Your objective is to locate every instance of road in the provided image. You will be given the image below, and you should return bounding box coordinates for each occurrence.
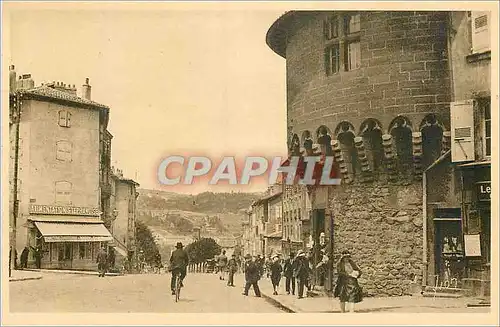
[10,272,283,313]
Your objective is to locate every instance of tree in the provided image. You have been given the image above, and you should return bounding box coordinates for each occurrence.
[135,220,161,265]
[185,238,221,264]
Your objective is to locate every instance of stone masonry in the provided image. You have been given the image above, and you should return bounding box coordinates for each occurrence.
[330,181,423,296]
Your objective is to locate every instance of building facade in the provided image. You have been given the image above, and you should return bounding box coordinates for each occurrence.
[109,169,140,270]
[422,11,492,296]
[9,70,113,270]
[266,11,454,296]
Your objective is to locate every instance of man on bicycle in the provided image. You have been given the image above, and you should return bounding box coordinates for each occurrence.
[170,242,189,295]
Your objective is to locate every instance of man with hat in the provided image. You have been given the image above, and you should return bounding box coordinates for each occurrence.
[169,242,189,295]
[283,252,296,295]
[242,254,261,297]
[293,250,310,299]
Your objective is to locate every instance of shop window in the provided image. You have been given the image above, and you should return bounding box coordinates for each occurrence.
[390,116,413,176]
[360,119,384,172]
[420,114,444,168]
[55,181,72,204]
[58,110,71,127]
[51,243,58,261]
[56,140,72,162]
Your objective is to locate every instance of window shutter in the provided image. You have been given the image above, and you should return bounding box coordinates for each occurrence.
[67,112,72,127]
[471,11,490,54]
[450,100,475,162]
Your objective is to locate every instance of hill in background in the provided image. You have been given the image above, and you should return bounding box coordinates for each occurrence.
[136,189,263,253]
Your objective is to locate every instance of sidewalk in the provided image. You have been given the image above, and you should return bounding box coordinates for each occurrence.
[9,269,43,282]
[22,268,121,276]
[257,277,488,313]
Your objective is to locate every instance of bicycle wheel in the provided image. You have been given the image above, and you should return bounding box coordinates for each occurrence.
[175,276,181,302]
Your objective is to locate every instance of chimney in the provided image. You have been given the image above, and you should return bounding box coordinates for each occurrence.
[24,74,35,89]
[17,76,23,90]
[9,65,16,93]
[82,77,91,100]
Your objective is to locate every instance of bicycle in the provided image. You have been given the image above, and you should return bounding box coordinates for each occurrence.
[174,272,182,302]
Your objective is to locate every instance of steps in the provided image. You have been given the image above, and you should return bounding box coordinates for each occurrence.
[421,285,467,298]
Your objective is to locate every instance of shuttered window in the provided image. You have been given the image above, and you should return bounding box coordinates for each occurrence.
[471,11,491,54]
[58,110,71,127]
[55,181,72,204]
[450,100,475,162]
[56,140,72,162]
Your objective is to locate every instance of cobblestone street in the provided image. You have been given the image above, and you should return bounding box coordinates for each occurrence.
[9,272,282,313]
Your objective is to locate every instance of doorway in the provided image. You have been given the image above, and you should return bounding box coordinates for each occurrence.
[433,219,465,288]
[57,243,73,269]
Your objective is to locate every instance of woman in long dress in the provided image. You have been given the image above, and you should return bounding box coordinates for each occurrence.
[334,250,363,313]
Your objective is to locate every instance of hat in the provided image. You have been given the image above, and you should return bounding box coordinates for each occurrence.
[272,254,279,259]
[244,254,252,259]
[176,242,184,249]
[341,250,351,256]
[297,250,305,257]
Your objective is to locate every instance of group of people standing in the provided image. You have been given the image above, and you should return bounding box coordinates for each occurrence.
[240,249,364,313]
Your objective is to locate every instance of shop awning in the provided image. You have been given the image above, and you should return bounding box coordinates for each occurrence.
[34,221,113,243]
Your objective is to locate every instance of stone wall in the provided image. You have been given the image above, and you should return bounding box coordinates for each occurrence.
[329,181,423,296]
[283,11,451,137]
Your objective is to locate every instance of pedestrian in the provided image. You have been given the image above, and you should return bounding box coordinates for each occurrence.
[283,252,296,295]
[265,255,272,278]
[294,250,310,299]
[227,254,238,287]
[108,248,116,271]
[96,245,108,277]
[20,246,29,269]
[242,254,261,297]
[30,245,42,269]
[316,249,329,287]
[255,254,264,278]
[333,250,363,313]
[270,255,282,295]
[217,250,228,281]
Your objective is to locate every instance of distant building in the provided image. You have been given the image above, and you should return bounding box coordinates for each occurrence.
[109,168,140,269]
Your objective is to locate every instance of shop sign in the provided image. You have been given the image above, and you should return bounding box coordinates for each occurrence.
[476,181,491,201]
[29,204,101,216]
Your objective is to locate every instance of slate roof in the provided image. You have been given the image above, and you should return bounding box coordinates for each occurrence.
[18,85,109,110]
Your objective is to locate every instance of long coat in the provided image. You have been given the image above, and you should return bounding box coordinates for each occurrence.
[334,256,363,303]
[244,261,260,283]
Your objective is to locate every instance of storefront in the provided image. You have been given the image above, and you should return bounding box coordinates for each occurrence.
[459,162,491,296]
[26,205,113,271]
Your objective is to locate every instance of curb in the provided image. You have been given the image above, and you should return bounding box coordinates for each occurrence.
[9,276,43,282]
[261,291,301,313]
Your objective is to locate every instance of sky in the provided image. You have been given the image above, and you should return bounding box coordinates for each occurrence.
[7,6,288,194]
